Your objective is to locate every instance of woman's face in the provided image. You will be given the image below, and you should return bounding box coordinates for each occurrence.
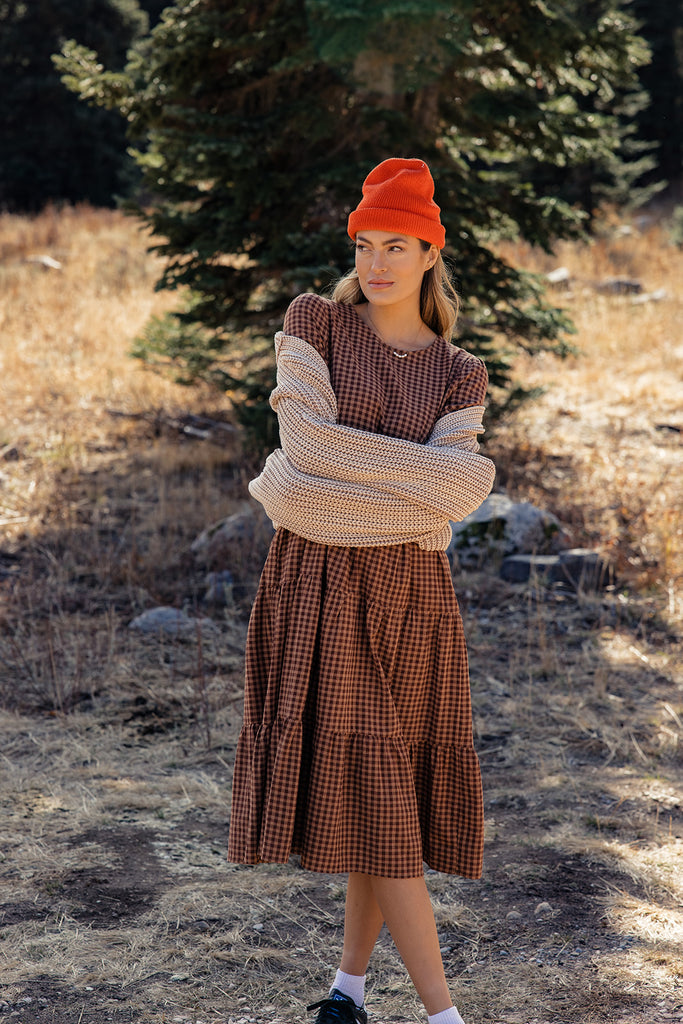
[354,230,437,309]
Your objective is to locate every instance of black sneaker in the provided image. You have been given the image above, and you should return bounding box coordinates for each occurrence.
[307,988,367,1024]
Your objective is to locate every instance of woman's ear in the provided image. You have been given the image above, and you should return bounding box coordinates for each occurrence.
[426,245,438,269]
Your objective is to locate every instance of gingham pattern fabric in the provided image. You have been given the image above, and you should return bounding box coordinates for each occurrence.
[249,333,495,549]
[228,293,490,879]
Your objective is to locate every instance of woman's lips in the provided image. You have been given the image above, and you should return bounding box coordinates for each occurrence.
[367,280,393,289]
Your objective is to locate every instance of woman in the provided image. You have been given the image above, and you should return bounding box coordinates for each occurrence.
[228,158,495,1024]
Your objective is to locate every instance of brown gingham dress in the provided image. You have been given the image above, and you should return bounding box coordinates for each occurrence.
[228,293,487,879]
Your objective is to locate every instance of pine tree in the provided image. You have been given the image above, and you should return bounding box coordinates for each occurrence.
[57,0,650,433]
[136,0,167,24]
[631,0,683,189]
[0,0,147,211]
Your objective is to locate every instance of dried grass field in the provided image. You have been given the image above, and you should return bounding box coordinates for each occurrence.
[0,207,681,1024]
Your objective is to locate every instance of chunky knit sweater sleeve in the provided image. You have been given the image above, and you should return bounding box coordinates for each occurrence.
[249,333,496,549]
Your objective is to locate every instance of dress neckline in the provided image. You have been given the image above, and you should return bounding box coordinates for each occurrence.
[347,303,441,358]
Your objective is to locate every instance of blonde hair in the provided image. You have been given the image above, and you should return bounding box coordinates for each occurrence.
[330,243,460,341]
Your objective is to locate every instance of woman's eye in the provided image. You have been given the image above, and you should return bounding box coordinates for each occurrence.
[355,244,404,254]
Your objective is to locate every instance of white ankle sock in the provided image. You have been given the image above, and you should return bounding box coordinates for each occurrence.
[331,969,366,1008]
[427,1008,465,1024]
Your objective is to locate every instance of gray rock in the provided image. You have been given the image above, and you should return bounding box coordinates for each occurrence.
[595,277,642,295]
[500,549,614,591]
[191,501,274,576]
[555,548,615,590]
[204,570,234,606]
[449,493,566,566]
[505,501,565,553]
[129,606,219,640]
[499,554,560,584]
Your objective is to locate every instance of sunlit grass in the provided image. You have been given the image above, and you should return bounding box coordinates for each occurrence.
[492,212,683,618]
[0,204,681,1023]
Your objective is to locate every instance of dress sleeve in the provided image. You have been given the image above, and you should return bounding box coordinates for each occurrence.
[282,293,332,363]
[439,350,489,415]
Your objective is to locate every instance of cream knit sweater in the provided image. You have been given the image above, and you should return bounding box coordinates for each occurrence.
[249,332,496,550]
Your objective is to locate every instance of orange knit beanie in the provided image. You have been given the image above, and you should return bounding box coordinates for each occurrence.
[347,157,446,249]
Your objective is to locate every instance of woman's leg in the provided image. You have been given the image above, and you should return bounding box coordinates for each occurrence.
[340,872,385,975]
[368,874,452,1016]
[338,872,452,1014]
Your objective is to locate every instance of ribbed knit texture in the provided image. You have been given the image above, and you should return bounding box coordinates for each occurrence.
[249,333,495,549]
[347,157,446,248]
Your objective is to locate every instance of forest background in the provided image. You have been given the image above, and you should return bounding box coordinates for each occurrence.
[0,3,682,1024]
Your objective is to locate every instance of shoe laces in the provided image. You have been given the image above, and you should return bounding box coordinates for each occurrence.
[307,990,366,1024]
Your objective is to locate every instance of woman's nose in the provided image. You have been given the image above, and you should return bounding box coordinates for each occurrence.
[371,251,386,272]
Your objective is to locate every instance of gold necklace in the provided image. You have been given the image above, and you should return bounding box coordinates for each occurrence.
[367,308,427,358]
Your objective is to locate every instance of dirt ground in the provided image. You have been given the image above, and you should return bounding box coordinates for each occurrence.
[1,208,682,1023]
[1,573,681,1024]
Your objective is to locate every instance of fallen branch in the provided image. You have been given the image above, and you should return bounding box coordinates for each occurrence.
[106,408,236,442]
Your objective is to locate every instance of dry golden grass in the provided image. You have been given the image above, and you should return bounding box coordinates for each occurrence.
[0,205,681,1024]
[0,204,243,549]
[492,215,683,604]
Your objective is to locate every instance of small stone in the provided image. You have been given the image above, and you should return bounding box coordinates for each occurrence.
[596,276,642,295]
[26,253,62,270]
[546,266,571,288]
[534,901,553,918]
[505,910,524,928]
[632,287,667,305]
[128,606,219,640]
